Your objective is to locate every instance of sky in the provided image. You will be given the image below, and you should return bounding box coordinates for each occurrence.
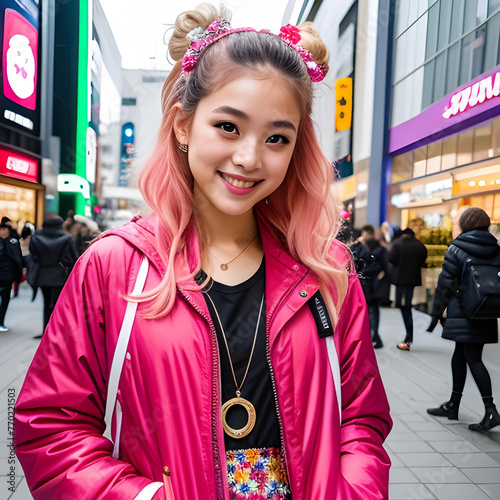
[99,0,300,71]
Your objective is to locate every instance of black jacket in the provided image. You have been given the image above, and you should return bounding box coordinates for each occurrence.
[29,225,78,287]
[389,235,428,287]
[431,229,499,344]
[0,236,23,282]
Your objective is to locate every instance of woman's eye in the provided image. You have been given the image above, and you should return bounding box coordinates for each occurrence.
[215,122,238,134]
[266,135,289,144]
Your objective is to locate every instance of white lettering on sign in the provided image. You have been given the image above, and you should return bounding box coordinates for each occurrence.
[442,72,500,119]
[6,156,30,174]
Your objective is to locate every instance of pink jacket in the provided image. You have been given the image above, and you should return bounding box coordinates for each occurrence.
[15,213,391,500]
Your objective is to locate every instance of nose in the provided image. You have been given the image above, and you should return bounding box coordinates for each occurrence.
[232,140,263,171]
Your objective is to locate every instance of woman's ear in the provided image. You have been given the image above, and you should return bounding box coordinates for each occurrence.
[172,103,190,146]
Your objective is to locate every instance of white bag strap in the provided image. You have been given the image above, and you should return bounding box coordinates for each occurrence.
[104,256,149,443]
[326,336,342,420]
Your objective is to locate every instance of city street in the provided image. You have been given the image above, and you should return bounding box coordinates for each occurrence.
[1,284,500,499]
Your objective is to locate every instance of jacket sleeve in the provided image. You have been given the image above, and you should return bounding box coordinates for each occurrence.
[14,241,162,499]
[431,246,461,318]
[335,270,392,499]
[388,242,399,266]
[5,238,23,281]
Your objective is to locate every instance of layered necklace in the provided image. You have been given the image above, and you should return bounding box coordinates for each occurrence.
[205,292,265,439]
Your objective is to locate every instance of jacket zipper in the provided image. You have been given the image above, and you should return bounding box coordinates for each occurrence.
[179,290,225,500]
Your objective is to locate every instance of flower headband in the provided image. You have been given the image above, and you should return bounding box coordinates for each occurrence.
[181,20,325,83]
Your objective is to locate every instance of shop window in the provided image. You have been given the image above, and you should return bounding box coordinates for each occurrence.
[441,135,458,170]
[427,141,442,174]
[438,0,453,50]
[459,27,486,85]
[445,41,461,94]
[422,59,435,109]
[433,51,447,101]
[391,151,414,183]
[484,13,500,71]
[491,116,500,157]
[489,0,500,15]
[473,123,493,161]
[425,2,440,60]
[414,145,428,177]
[450,0,466,43]
[457,128,474,165]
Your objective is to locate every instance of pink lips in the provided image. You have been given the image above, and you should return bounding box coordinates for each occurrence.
[218,172,260,195]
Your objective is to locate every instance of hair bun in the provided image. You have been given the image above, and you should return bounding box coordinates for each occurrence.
[297,22,329,76]
[168,3,232,62]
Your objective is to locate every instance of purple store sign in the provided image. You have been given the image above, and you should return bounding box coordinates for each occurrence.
[389,63,500,155]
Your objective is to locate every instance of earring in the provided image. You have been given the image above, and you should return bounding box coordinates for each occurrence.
[178,143,188,153]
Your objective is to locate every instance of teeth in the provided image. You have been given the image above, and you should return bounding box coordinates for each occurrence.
[221,173,255,188]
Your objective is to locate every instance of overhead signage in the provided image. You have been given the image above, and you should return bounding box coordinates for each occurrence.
[0,0,40,135]
[442,71,500,119]
[0,146,38,182]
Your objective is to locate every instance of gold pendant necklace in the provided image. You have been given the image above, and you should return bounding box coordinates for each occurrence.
[214,234,258,271]
[205,292,264,439]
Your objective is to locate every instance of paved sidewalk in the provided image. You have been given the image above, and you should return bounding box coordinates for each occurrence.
[1,286,500,499]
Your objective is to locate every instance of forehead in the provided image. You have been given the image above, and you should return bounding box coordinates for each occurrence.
[195,76,302,125]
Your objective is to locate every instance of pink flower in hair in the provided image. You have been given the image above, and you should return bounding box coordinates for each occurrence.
[279,24,301,45]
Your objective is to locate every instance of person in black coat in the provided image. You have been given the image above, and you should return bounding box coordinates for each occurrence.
[389,227,428,350]
[426,207,500,432]
[0,222,23,331]
[29,216,79,337]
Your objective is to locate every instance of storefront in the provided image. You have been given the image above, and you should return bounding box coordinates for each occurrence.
[0,145,44,229]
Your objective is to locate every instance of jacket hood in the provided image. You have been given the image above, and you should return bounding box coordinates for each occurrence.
[453,229,500,259]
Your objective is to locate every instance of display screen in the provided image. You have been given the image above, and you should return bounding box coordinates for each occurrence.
[0,0,40,135]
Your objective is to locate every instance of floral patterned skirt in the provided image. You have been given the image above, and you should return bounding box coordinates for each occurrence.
[226,447,291,499]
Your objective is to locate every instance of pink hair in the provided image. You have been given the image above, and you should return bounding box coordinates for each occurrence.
[137,57,348,322]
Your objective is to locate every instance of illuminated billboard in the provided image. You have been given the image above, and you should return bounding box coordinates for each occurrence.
[0,0,40,135]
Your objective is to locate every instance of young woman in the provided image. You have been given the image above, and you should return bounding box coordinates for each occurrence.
[15,5,391,499]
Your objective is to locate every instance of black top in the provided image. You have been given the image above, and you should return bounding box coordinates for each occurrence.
[200,259,282,451]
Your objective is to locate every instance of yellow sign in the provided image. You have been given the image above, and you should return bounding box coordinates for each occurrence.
[335,78,353,131]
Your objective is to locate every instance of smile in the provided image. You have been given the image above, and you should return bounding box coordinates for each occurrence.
[219,172,259,188]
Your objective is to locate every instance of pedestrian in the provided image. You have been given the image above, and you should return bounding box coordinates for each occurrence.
[427,207,500,431]
[28,215,78,337]
[389,227,428,350]
[0,221,23,331]
[15,5,391,499]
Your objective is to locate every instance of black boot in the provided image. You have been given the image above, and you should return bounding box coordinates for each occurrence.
[427,401,459,420]
[469,405,500,432]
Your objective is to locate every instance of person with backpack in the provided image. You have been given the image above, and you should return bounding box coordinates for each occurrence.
[389,227,428,350]
[426,207,500,431]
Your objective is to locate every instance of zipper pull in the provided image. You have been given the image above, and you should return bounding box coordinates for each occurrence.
[163,466,175,500]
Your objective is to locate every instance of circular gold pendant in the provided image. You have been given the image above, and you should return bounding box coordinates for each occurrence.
[220,263,228,271]
[221,397,256,439]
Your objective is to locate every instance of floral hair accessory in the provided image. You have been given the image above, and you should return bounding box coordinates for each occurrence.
[278,24,325,83]
[181,19,326,83]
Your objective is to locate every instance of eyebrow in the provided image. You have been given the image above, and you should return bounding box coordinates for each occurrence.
[213,106,297,132]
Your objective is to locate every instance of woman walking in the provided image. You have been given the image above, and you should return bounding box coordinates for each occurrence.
[427,207,500,431]
[15,5,391,499]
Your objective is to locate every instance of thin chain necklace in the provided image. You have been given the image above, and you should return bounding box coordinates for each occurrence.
[210,234,258,271]
[205,291,264,439]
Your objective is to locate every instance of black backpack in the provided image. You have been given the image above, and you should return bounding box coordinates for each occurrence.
[351,242,383,280]
[459,254,500,319]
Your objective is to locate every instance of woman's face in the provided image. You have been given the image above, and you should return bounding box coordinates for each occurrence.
[180,76,301,218]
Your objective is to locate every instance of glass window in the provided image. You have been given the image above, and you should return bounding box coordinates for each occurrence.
[433,51,447,101]
[460,27,486,85]
[450,0,466,43]
[394,32,408,83]
[438,0,453,50]
[396,0,410,37]
[477,0,489,23]
[391,151,414,183]
[442,135,458,170]
[408,0,420,27]
[484,13,500,71]
[491,116,500,157]
[457,128,474,165]
[392,78,407,127]
[414,145,427,177]
[422,59,436,109]
[464,0,480,33]
[446,41,461,93]
[489,0,500,15]
[415,14,428,68]
[427,141,442,173]
[473,123,493,161]
[418,0,429,16]
[426,2,440,60]
[406,22,418,76]
[412,67,425,118]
